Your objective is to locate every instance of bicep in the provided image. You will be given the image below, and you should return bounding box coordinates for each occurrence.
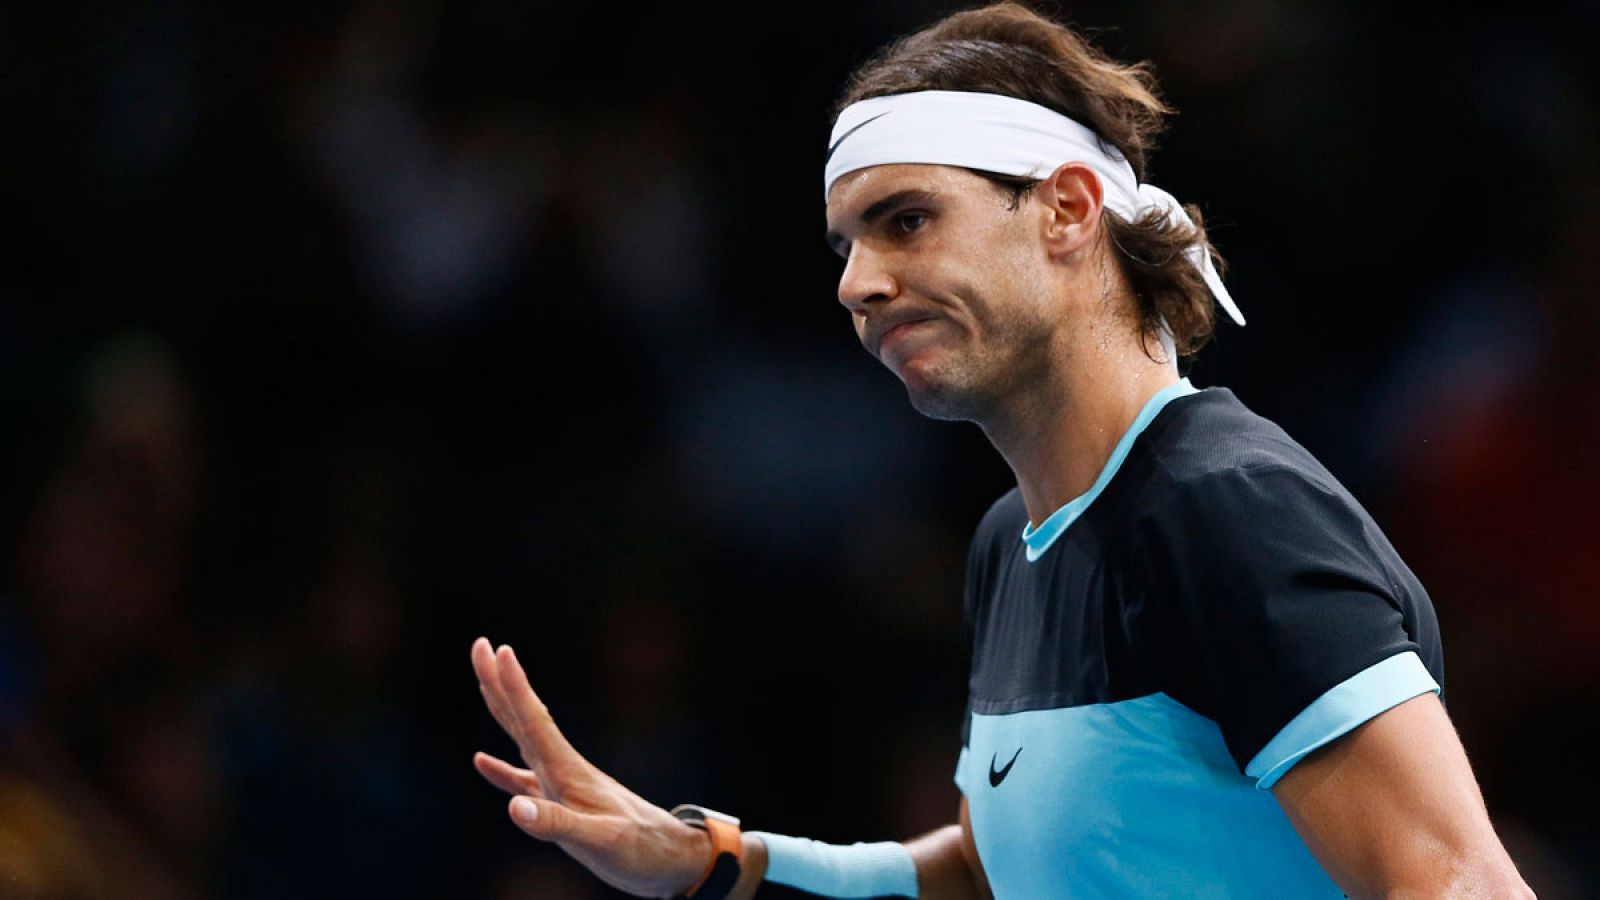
[1270,692,1529,899]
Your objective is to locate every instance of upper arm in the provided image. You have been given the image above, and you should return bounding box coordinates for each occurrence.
[1136,465,1530,894]
[958,797,992,900]
[900,799,991,900]
[1132,461,1446,762]
[1271,692,1532,899]
[1136,465,1444,772]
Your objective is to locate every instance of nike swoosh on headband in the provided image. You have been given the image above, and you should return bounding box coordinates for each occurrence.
[826,111,890,164]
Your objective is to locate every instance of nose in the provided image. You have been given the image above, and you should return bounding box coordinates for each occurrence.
[837,243,898,314]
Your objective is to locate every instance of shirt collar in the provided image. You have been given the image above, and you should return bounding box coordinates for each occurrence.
[1020,378,1199,562]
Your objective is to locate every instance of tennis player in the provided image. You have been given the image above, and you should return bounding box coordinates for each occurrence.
[470,4,1533,897]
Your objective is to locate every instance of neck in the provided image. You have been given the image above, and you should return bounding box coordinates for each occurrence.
[979,324,1179,529]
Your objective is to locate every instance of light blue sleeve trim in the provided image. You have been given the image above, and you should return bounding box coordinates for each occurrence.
[1246,651,1441,790]
[1020,378,1199,562]
[748,832,919,898]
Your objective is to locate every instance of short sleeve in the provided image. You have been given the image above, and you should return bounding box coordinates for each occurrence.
[1133,465,1439,785]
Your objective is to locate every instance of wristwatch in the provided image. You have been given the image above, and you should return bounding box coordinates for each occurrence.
[670,804,742,900]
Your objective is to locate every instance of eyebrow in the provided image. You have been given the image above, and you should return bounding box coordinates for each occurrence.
[824,188,939,257]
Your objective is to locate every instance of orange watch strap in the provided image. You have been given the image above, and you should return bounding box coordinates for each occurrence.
[686,815,742,897]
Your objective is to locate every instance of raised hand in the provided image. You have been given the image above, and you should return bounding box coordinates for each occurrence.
[470,637,710,898]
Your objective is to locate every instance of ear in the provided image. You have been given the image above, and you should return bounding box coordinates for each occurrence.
[1038,162,1105,259]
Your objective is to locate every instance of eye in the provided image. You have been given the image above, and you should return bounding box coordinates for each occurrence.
[894,212,928,234]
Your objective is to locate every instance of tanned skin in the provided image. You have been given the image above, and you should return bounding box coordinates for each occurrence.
[469,161,1533,899]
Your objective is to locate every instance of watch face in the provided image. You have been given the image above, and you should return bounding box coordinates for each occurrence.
[700,808,741,828]
[670,804,741,829]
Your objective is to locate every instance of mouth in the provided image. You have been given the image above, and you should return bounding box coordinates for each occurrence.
[874,317,936,356]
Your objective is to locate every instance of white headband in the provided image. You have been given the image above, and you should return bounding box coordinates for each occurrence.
[824,90,1245,327]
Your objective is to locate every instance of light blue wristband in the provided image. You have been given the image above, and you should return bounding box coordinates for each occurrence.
[747,832,919,898]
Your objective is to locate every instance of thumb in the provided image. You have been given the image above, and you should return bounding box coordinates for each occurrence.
[508,795,609,846]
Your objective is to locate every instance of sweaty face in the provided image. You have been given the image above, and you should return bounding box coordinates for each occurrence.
[824,164,1060,422]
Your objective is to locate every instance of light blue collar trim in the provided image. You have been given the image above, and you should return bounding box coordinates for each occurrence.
[1020,378,1199,562]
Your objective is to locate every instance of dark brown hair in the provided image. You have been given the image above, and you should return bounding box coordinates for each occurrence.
[834,2,1222,359]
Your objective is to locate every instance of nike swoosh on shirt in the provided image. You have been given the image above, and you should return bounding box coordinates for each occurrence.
[826,112,890,164]
[989,747,1022,787]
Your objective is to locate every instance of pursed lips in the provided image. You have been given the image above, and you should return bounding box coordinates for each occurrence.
[869,315,937,356]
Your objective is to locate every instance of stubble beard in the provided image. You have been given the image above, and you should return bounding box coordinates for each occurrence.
[903,360,990,422]
[900,313,1056,425]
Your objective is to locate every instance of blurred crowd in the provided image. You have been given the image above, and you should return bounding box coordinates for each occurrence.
[1,0,1595,897]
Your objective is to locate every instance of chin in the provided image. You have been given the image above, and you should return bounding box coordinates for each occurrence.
[899,364,985,422]
[906,388,974,422]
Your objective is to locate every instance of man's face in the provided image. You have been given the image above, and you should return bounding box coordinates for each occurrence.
[824,164,1062,422]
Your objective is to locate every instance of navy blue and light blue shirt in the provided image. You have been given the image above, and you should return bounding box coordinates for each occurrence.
[954,379,1443,898]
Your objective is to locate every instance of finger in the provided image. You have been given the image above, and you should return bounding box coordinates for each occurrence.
[471,637,505,704]
[507,795,617,849]
[473,639,522,738]
[495,645,587,775]
[479,682,517,737]
[474,751,545,798]
[475,751,543,796]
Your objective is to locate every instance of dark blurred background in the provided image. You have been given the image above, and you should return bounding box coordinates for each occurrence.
[1,0,1595,896]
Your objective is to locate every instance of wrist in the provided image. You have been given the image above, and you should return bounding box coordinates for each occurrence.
[667,820,716,898]
[669,805,744,900]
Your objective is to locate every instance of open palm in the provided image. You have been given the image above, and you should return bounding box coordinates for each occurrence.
[470,637,708,898]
